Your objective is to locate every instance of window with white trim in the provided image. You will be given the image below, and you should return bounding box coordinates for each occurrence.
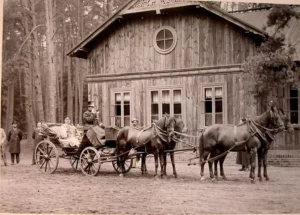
[283,86,300,124]
[111,91,131,127]
[149,88,183,123]
[200,84,227,127]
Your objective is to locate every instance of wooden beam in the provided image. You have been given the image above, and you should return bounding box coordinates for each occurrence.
[86,64,243,83]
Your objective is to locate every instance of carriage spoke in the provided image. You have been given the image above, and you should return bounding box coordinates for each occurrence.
[46,144,49,154]
[38,147,46,155]
[40,158,46,169]
[48,161,52,172]
[45,161,48,172]
[47,146,53,155]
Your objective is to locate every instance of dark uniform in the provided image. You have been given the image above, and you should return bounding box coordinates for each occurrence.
[7,128,23,164]
[83,110,99,127]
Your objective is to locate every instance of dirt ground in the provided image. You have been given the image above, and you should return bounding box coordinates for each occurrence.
[1,141,300,214]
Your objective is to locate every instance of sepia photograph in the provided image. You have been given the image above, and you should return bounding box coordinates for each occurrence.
[0,0,300,214]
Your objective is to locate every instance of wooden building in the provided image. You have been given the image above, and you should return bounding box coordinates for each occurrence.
[67,0,299,155]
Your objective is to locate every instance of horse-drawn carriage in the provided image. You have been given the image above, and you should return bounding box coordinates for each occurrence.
[35,105,292,182]
[34,124,133,176]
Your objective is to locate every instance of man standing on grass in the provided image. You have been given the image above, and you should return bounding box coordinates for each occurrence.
[7,120,23,165]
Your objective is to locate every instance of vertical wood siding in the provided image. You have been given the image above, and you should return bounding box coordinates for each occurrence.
[88,10,258,75]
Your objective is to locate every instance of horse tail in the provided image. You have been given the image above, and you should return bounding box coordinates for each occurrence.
[116,127,129,166]
[198,129,205,163]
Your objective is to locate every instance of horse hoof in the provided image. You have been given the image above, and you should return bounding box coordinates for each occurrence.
[211,178,216,182]
[222,177,227,181]
[259,177,263,182]
[174,174,178,178]
[119,173,123,177]
[265,177,270,181]
[200,176,205,181]
[251,179,255,184]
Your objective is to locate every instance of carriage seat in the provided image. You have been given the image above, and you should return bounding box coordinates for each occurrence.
[40,123,83,148]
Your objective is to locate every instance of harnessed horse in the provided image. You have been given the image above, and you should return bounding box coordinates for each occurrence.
[115,115,176,177]
[199,106,285,183]
[211,109,294,181]
[139,118,185,178]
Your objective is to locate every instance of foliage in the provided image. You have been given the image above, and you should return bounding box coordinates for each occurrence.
[243,5,300,99]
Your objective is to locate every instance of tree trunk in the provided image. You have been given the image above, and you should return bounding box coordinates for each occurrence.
[31,0,45,122]
[20,0,35,142]
[45,0,57,122]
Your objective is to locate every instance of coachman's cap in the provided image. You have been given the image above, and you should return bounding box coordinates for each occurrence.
[88,101,95,107]
[12,120,17,125]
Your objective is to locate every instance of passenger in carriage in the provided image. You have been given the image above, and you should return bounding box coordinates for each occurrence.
[59,116,81,147]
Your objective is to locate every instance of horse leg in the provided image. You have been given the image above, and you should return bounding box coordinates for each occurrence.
[263,149,270,181]
[219,154,227,180]
[116,139,127,177]
[257,148,263,182]
[214,160,219,180]
[159,152,165,178]
[208,160,215,181]
[249,147,257,183]
[163,153,167,176]
[170,152,177,178]
[141,154,146,175]
[154,153,159,178]
[200,150,210,181]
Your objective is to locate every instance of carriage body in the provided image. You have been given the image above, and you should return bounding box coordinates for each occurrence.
[34,124,133,176]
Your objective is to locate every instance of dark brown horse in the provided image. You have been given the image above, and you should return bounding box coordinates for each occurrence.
[211,109,294,181]
[115,115,177,177]
[139,118,185,178]
[162,118,185,177]
[199,106,285,183]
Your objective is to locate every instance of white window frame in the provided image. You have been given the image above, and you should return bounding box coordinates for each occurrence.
[146,86,185,126]
[283,85,300,126]
[199,83,227,128]
[110,89,132,127]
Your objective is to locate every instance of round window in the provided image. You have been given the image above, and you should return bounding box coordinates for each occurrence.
[153,26,177,54]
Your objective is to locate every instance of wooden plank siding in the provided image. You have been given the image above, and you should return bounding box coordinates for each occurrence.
[88,10,258,75]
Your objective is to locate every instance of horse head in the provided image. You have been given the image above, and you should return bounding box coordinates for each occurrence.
[164,114,177,141]
[278,109,294,133]
[268,106,285,132]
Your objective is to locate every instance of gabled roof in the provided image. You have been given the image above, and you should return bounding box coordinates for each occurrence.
[232,7,300,61]
[67,0,267,59]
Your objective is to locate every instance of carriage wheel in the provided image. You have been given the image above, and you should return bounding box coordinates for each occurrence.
[80,147,101,176]
[112,158,133,173]
[69,155,80,170]
[35,140,59,174]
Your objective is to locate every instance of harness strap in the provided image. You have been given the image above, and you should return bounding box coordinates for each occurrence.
[136,129,145,146]
[234,126,237,144]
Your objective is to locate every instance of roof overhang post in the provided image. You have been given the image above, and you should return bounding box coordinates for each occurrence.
[156,0,161,14]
